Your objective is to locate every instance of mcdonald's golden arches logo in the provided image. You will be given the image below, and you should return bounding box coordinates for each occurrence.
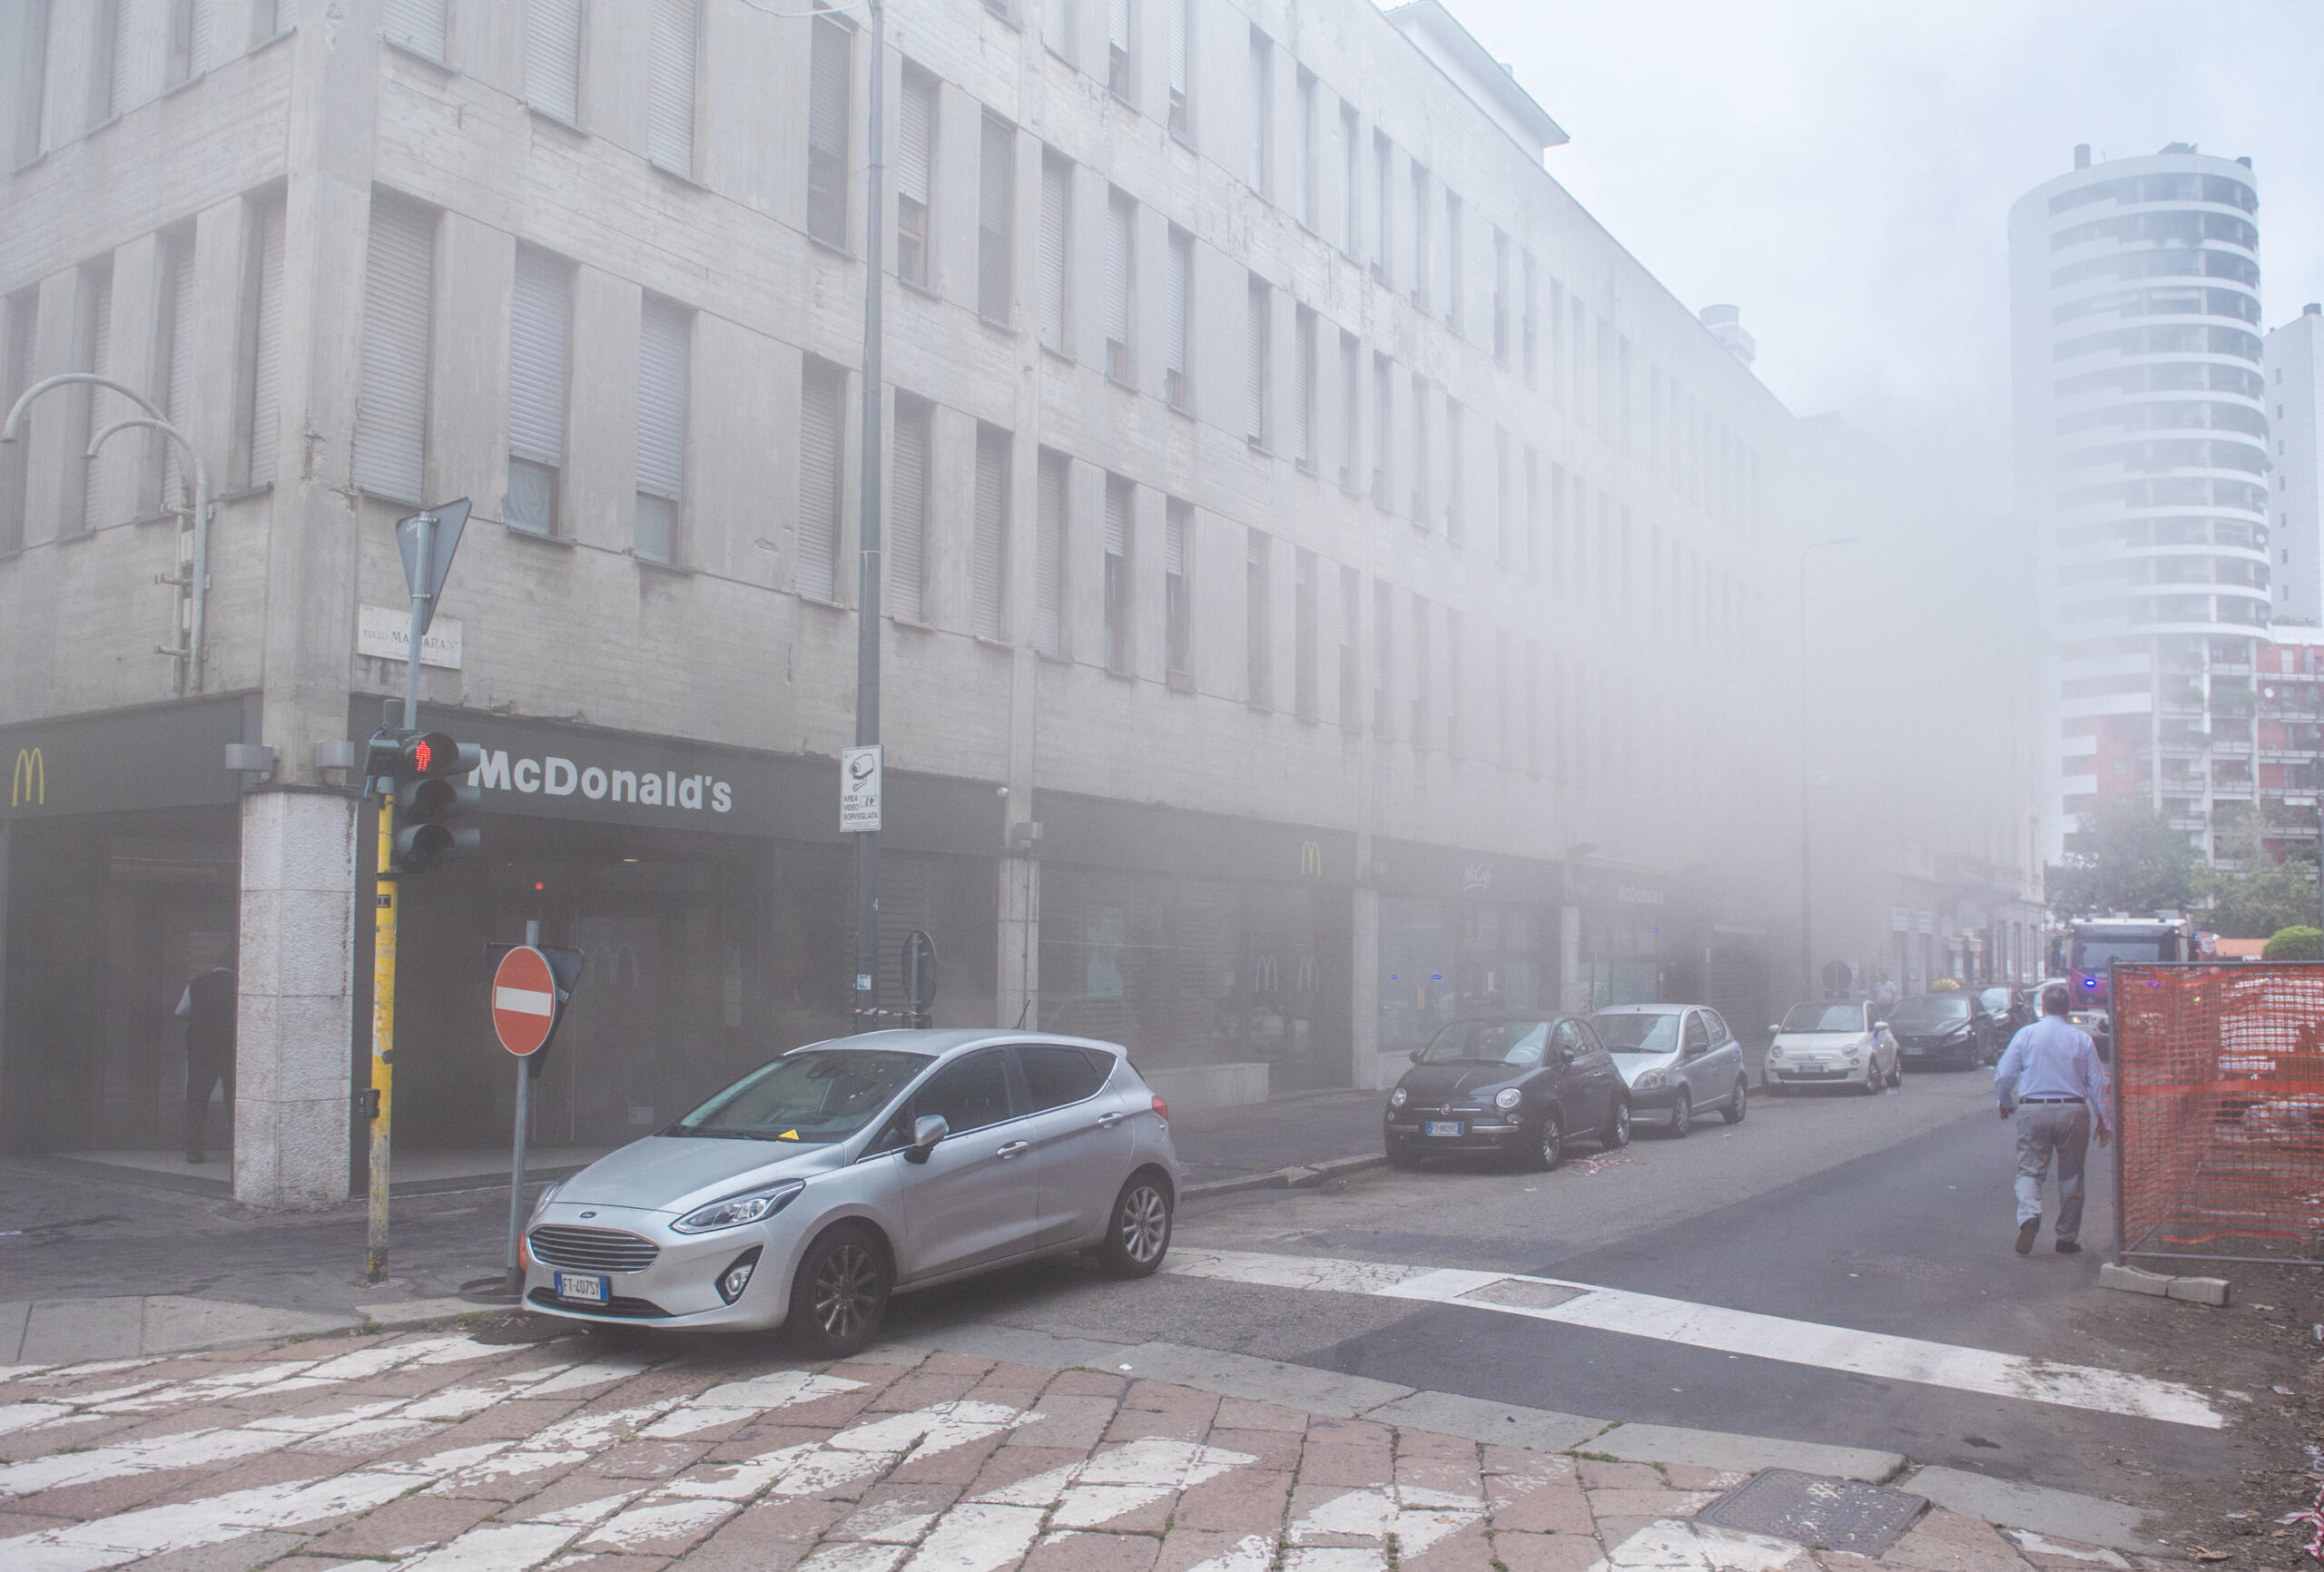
[10,747,42,808]
[1298,839,1324,878]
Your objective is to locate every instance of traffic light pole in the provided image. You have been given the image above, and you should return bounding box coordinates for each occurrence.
[368,512,437,1282]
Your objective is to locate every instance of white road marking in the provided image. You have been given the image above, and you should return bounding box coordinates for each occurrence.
[1177,1483,1485,1572]
[0,1460,428,1572]
[1591,1519,1808,1572]
[1162,1248,2222,1430]
[974,1434,1256,1528]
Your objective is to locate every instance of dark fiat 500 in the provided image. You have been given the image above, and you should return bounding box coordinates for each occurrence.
[1384,1017,1631,1172]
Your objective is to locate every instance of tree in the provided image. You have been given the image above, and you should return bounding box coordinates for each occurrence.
[2265,927,2322,962]
[2046,801,2194,918]
[2194,821,2320,940]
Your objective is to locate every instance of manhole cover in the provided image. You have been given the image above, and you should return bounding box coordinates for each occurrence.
[1458,1278,1588,1310]
[1698,1469,1927,1556]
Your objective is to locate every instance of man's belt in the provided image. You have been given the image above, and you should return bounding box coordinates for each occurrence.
[2019,1095,2083,1104]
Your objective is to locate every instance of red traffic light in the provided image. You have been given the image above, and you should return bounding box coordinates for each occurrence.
[400,732,478,779]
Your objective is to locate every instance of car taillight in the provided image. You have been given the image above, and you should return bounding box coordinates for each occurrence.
[1151,1094,1170,1121]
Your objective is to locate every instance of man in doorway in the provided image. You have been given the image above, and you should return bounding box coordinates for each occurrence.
[1994,982,2111,1254]
[178,965,236,1164]
[1874,973,1898,1012]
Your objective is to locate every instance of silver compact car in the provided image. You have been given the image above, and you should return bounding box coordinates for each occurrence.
[1590,1004,1749,1135]
[522,1030,1179,1355]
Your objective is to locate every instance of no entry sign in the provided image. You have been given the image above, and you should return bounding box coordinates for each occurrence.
[492,945,558,1056]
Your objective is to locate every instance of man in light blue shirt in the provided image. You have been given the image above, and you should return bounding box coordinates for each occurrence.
[1994,983,2112,1255]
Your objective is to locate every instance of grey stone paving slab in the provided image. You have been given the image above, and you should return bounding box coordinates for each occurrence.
[1116,1340,1417,1418]
[0,1300,32,1362]
[142,1295,357,1352]
[1905,1465,2158,1555]
[19,1296,144,1362]
[898,1322,1138,1372]
[1361,1390,1605,1452]
[1698,1469,1928,1556]
[1594,1421,1904,1483]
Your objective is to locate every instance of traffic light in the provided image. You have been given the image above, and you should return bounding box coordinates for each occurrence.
[391,731,481,873]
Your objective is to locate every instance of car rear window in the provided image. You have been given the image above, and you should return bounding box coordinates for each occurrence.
[1019,1044,1111,1110]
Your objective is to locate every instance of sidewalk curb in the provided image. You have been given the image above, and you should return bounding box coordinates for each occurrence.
[1184,1152,1386,1199]
[1905,1465,2157,1556]
[2098,1261,2230,1306]
[1590,1420,1904,1483]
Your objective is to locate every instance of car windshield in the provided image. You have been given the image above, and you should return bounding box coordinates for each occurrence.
[672,1049,932,1143]
[1594,1013,1681,1055]
[1781,1003,1864,1033]
[1979,988,2012,1012]
[1419,1020,1555,1066]
[1889,997,1972,1027]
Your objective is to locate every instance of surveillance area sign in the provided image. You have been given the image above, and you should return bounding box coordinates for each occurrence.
[841,745,882,833]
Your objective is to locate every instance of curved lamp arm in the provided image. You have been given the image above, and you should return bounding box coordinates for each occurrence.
[1,373,166,442]
[83,414,214,695]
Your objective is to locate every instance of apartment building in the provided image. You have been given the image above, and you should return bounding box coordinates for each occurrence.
[0,0,1803,1209]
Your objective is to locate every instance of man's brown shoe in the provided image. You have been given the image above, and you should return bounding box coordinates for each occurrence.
[2055,1241,2082,1254]
[2015,1218,2040,1254]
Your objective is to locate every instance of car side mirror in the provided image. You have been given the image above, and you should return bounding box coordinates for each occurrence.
[905,1114,949,1164]
[1874,1019,1887,1030]
[1408,1050,1424,1064]
[1768,1025,1782,1036]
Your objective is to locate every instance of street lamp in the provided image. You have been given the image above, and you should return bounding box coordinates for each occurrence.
[2,374,212,694]
[850,1,889,1029]
[1799,536,1858,1000]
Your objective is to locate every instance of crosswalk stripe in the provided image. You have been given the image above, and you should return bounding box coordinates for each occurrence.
[1161,1248,2220,1430]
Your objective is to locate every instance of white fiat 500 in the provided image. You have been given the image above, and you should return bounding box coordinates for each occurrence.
[1761,999,1900,1095]
[523,1030,1179,1354]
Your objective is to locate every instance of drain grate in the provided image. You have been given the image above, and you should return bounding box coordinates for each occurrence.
[1457,1278,1589,1310]
[1697,1469,1928,1556]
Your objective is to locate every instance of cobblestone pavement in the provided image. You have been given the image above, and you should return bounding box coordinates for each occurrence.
[0,1326,2161,1572]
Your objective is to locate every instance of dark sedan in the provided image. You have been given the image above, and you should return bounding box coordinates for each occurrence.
[1384,1017,1631,1172]
[1887,993,2004,1070]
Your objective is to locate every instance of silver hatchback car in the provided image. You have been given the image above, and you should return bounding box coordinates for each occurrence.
[522,1030,1179,1354]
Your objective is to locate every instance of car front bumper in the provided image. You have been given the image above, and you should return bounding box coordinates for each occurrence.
[1385,1116,1530,1153]
[521,1201,811,1332]
[1764,1061,1871,1086]
[1622,1085,1680,1115]
[1898,1038,1972,1061]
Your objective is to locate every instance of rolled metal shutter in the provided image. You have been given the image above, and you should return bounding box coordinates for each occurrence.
[187,0,217,76]
[1106,195,1132,360]
[896,74,932,207]
[1035,449,1066,654]
[1166,233,1188,380]
[1292,312,1311,465]
[1246,279,1265,442]
[382,0,448,59]
[352,199,433,504]
[1167,0,1187,97]
[972,425,1007,639]
[1042,0,1070,59]
[806,16,851,245]
[1165,504,1184,575]
[1039,156,1069,353]
[162,244,196,508]
[247,201,285,486]
[797,360,842,602]
[1109,0,1129,53]
[1104,474,1128,559]
[508,247,569,472]
[637,295,688,500]
[527,0,584,123]
[108,1,132,114]
[647,0,696,177]
[889,401,929,624]
[83,272,113,530]
[979,117,1014,320]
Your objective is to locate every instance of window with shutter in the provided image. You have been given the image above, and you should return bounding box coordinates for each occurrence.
[1245,527,1270,708]
[979,116,1015,323]
[972,423,1008,639]
[1035,448,1066,656]
[1246,30,1270,197]
[1164,497,1190,678]
[1409,596,1429,750]
[170,0,217,84]
[1371,353,1392,507]
[1293,547,1315,720]
[1444,191,1462,329]
[1444,609,1462,759]
[162,240,196,512]
[647,0,697,178]
[1340,103,1359,255]
[1103,473,1130,673]
[1105,190,1132,381]
[527,0,584,124]
[1409,164,1428,309]
[1245,276,1268,447]
[896,67,935,287]
[244,201,286,487]
[1373,581,1392,738]
[1166,0,1188,137]
[353,199,433,504]
[1165,227,1190,410]
[1039,152,1069,354]
[507,245,571,535]
[807,16,851,249]
[1042,0,1071,61]
[81,268,113,532]
[382,0,448,60]
[0,292,34,553]
[636,294,688,561]
[1295,71,1316,231]
[1444,398,1462,540]
[890,397,931,624]
[103,0,130,118]
[1338,564,1359,732]
[1107,0,1132,102]
[1373,133,1393,284]
[1337,330,1358,490]
[1410,371,1427,524]
[797,359,844,601]
[1293,307,1315,471]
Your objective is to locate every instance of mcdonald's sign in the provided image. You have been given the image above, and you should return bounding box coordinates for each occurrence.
[9,747,41,808]
[1298,839,1324,878]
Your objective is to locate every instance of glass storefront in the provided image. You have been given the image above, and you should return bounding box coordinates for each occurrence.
[1378,895,1556,1056]
[1039,864,1352,1091]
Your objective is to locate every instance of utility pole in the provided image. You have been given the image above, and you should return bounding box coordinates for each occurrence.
[852,0,889,1031]
[1799,537,1856,1001]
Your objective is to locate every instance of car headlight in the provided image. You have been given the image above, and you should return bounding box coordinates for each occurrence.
[1633,1070,1666,1090]
[1768,1046,1785,1059]
[1389,1087,1409,1109]
[672,1179,806,1234]
[1493,1087,1523,1111]
[527,1177,565,1223]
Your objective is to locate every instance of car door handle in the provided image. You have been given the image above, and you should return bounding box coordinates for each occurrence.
[1096,1112,1127,1127]
[995,1141,1030,1159]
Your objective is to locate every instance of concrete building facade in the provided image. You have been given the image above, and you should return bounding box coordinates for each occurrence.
[2010,143,2271,864]
[2267,304,2323,624]
[0,0,1809,1209]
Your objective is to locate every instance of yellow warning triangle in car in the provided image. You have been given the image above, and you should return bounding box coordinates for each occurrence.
[778,1129,800,1140]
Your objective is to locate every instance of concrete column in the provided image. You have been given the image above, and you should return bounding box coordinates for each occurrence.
[1558,901,1581,1013]
[998,854,1039,1030]
[234,790,357,1210]
[1350,883,1378,1087]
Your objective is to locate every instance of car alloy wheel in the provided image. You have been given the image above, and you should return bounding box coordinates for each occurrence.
[1528,1109,1565,1172]
[1721,1077,1748,1125]
[789,1225,890,1358]
[1098,1171,1174,1278]
[1861,1059,1883,1095]
[1669,1090,1692,1138]
[1603,1097,1632,1150]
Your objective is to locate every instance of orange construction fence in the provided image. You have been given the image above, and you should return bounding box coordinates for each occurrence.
[2114,962,2324,1265]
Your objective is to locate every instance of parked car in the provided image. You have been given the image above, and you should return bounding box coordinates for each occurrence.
[1887,992,2004,1070]
[1763,999,1900,1095]
[523,1030,1178,1354]
[1384,1017,1631,1172]
[1590,1004,1749,1135]
[1978,985,2034,1034]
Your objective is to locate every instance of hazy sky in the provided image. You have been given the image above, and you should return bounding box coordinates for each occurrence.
[1447,0,2324,506]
